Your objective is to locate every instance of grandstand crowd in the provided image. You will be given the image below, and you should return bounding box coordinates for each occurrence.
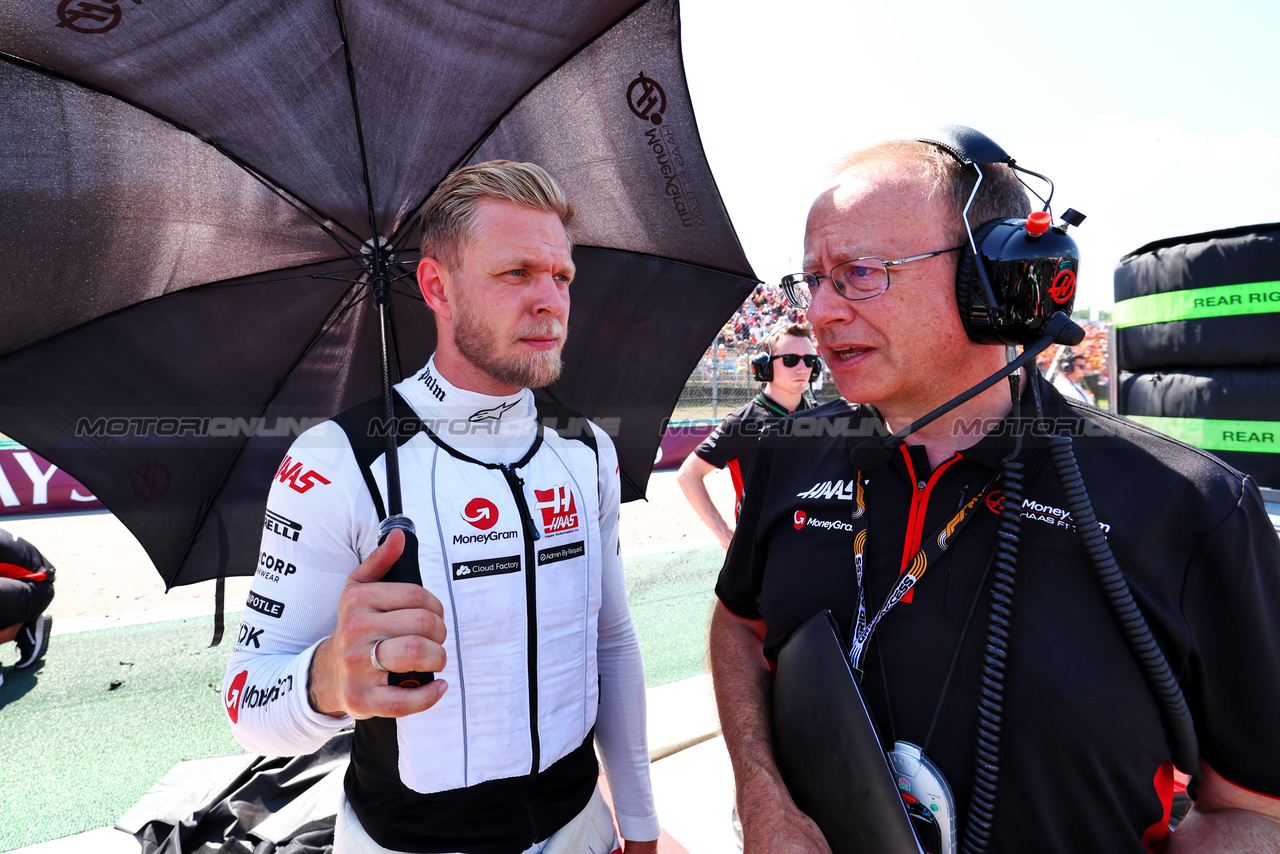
[702,285,1110,400]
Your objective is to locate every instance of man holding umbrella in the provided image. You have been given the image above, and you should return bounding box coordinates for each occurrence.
[225,161,659,853]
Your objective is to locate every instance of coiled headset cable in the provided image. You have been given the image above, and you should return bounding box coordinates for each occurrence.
[959,350,1200,854]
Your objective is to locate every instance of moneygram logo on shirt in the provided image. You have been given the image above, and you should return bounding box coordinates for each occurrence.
[462,497,499,530]
[534,483,579,534]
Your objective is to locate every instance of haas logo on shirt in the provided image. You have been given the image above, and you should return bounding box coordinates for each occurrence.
[275,455,331,494]
[534,483,579,534]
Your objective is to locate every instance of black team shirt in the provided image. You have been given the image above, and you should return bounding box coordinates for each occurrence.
[695,393,809,518]
[716,375,1280,854]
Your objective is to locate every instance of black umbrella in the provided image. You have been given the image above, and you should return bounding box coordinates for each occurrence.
[0,0,757,589]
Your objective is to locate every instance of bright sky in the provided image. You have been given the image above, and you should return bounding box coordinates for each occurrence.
[679,0,1280,314]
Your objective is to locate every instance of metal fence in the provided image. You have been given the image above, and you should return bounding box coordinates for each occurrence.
[672,326,1113,424]
[670,338,841,422]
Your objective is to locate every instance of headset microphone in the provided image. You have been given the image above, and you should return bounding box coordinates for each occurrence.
[847,311,1085,471]
[917,125,1087,346]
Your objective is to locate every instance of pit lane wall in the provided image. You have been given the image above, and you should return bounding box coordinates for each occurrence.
[0,437,103,516]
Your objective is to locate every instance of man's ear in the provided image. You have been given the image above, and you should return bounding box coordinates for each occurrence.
[417,257,452,319]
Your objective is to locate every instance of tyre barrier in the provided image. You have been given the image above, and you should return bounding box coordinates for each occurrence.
[1118,369,1280,487]
[1113,223,1280,370]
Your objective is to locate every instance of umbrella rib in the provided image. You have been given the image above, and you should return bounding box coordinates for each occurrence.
[165,275,373,588]
[330,0,383,250]
[0,50,365,262]
[386,0,657,251]
[0,260,370,363]
[579,245,765,286]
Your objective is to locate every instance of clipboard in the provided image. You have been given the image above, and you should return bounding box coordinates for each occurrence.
[771,610,925,854]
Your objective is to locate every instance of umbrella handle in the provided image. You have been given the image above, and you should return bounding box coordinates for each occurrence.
[378,515,436,688]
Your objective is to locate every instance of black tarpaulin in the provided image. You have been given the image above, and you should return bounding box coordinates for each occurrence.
[116,733,351,854]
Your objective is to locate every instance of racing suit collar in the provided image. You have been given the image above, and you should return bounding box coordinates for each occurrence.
[396,355,537,464]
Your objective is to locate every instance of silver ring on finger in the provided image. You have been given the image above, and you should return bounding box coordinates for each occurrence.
[370,638,389,673]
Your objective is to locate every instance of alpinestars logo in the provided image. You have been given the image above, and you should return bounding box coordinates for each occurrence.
[275,455,330,494]
[462,497,499,530]
[534,483,579,534]
[470,400,517,422]
[796,480,857,501]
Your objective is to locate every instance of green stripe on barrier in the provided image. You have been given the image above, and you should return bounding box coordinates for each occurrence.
[1127,415,1280,454]
[1113,280,1280,328]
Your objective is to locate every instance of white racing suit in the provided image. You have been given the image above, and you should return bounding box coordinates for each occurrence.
[224,357,658,853]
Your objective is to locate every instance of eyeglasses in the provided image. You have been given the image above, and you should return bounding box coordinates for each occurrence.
[771,353,819,368]
[780,245,964,309]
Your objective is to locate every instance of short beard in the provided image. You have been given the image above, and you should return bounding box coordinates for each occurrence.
[453,295,566,390]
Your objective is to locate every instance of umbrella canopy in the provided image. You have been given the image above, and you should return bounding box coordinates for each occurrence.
[0,0,757,588]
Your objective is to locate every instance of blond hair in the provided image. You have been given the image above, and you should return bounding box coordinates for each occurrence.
[420,160,575,270]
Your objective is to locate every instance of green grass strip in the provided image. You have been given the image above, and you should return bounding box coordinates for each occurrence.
[0,616,246,850]
[1127,415,1280,454]
[1113,280,1280,328]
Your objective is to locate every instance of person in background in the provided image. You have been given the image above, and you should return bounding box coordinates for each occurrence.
[677,323,817,549]
[1052,352,1095,405]
[0,526,54,671]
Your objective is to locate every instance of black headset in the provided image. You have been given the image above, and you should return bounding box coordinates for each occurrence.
[751,336,822,383]
[916,125,1084,346]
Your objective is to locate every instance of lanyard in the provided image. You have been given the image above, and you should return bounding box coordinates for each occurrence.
[757,392,808,417]
[848,469,996,671]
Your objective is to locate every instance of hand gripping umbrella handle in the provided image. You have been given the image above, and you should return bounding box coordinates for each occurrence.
[378,515,435,688]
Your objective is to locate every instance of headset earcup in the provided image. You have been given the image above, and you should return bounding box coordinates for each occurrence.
[954,219,1006,343]
[751,352,773,382]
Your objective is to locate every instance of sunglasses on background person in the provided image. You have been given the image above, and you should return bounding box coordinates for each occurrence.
[770,353,820,368]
